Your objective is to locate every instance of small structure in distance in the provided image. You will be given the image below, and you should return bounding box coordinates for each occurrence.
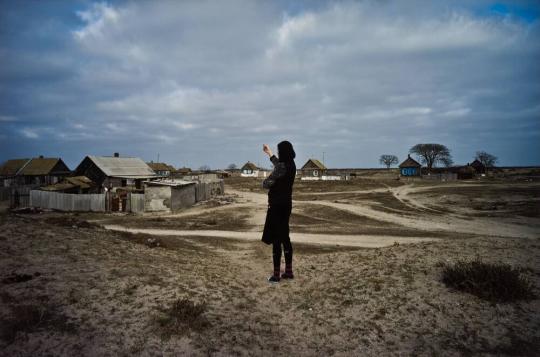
[399,155,422,177]
[240,162,260,177]
[147,161,176,177]
[300,158,327,180]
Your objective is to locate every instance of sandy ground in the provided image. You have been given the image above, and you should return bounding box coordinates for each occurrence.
[1,178,540,356]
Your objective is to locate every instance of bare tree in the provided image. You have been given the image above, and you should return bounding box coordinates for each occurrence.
[379,154,399,169]
[227,163,237,170]
[199,165,211,171]
[440,156,454,168]
[475,151,498,172]
[410,143,452,172]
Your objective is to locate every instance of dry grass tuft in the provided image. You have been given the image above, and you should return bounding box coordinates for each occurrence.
[441,259,536,303]
[154,299,210,339]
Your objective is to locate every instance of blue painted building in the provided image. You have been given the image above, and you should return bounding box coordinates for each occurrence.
[399,155,422,177]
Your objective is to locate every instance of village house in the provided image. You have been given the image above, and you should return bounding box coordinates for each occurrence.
[0,159,30,187]
[241,162,259,177]
[73,153,158,190]
[399,155,422,177]
[301,158,327,179]
[147,161,176,177]
[0,156,71,187]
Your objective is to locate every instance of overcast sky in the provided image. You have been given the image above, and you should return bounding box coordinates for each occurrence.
[1,0,539,169]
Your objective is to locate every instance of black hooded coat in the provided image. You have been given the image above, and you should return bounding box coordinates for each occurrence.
[261,141,296,245]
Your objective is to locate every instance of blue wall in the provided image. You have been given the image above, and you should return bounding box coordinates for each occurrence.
[401,167,418,176]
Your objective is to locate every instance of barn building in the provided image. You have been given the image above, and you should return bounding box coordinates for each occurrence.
[399,155,422,177]
[74,154,158,190]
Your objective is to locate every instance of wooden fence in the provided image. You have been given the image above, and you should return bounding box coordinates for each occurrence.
[195,181,224,202]
[30,191,106,212]
[127,193,144,213]
[22,180,224,213]
[2,186,36,207]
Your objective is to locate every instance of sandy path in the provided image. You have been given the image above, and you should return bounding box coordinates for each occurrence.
[229,189,539,239]
[103,224,438,248]
[296,188,389,196]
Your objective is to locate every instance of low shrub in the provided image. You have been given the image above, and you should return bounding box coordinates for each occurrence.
[441,259,536,303]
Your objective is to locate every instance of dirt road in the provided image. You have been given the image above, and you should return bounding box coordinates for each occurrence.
[100,184,539,247]
[229,188,539,239]
[103,224,439,248]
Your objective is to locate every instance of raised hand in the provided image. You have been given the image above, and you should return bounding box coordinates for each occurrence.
[263,144,273,157]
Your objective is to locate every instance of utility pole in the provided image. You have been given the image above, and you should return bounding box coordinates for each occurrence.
[157,153,160,163]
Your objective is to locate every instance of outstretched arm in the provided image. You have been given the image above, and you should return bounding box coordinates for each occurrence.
[262,144,286,189]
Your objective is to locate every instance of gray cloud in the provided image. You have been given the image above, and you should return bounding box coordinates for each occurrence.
[1,0,539,169]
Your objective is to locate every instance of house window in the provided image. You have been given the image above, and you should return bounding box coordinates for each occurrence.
[313,170,318,176]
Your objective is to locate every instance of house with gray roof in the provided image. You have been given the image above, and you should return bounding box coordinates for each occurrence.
[73,153,158,190]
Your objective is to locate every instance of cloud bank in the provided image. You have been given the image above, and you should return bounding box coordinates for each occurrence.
[1,0,539,169]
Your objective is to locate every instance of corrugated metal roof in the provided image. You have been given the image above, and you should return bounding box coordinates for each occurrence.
[87,156,157,178]
[0,159,30,176]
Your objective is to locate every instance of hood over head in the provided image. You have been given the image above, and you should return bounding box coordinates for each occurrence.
[277,140,295,162]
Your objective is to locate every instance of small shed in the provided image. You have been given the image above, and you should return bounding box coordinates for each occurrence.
[301,159,327,178]
[241,162,259,177]
[399,155,422,177]
[143,180,197,212]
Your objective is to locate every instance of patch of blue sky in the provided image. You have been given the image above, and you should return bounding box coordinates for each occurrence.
[487,2,539,23]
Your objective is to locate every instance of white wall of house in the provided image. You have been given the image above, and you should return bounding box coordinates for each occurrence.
[241,169,259,177]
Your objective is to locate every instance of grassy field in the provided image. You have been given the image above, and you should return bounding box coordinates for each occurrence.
[1,178,539,355]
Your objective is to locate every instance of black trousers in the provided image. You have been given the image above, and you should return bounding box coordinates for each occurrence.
[273,235,293,270]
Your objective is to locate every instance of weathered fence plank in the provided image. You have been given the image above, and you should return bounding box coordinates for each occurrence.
[30,191,106,212]
[130,193,144,213]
